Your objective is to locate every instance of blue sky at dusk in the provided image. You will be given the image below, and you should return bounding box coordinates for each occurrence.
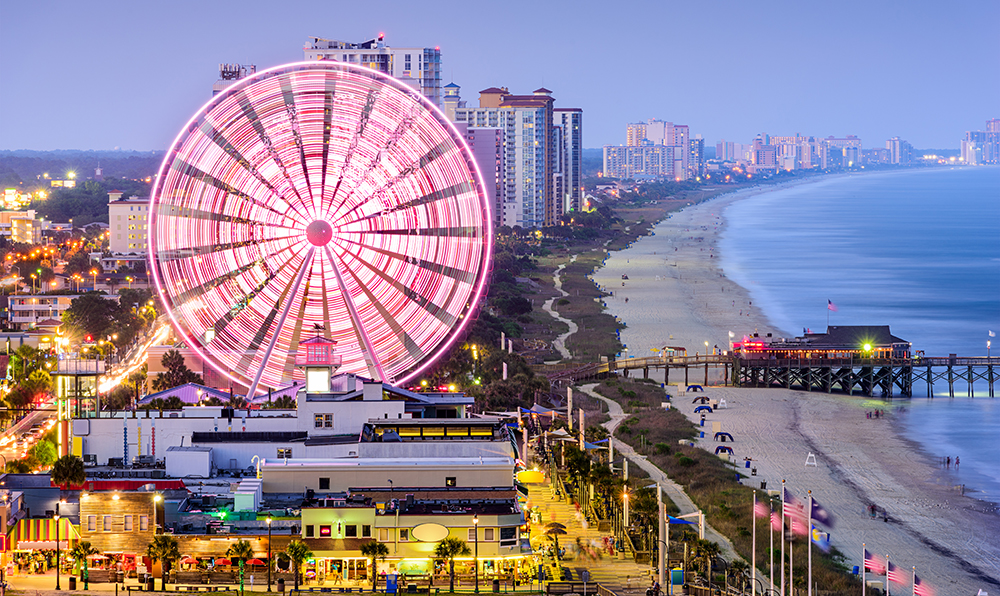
[1,0,996,151]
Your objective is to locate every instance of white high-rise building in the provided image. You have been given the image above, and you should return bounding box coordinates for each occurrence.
[553,108,584,214]
[304,34,443,107]
[108,191,149,254]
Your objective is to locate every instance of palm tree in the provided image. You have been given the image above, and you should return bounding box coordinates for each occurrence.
[226,538,254,564]
[359,540,389,590]
[51,454,86,490]
[70,541,99,585]
[729,560,750,593]
[696,539,721,586]
[146,535,181,591]
[434,537,471,593]
[286,540,313,590]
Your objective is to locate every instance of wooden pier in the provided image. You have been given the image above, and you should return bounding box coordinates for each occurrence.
[535,355,997,398]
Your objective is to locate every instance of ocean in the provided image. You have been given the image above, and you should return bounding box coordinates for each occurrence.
[717,166,1000,505]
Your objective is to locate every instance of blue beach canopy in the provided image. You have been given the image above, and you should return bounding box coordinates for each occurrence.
[694,405,713,413]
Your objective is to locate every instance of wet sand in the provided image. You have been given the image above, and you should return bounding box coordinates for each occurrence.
[589,180,1000,592]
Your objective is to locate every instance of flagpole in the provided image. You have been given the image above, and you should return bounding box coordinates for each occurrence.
[912,566,916,596]
[789,536,794,596]
[861,543,866,596]
[752,491,757,593]
[886,555,890,596]
[807,491,813,596]
[781,480,786,596]
[769,502,774,596]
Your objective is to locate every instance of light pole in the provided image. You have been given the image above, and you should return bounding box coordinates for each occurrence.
[473,514,479,593]
[266,516,273,592]
[91,268,98,291]
[55,511,61,590]
[153,493,162,534]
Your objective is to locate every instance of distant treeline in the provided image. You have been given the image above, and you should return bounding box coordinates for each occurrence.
[0,150,165,189]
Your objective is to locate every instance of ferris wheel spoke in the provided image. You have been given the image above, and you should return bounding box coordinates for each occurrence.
[323,244,386,381]
[340,258,425,363]
[325,138,455,227]
[246,248,315,398]
[167,157,308,227]
[334,235,478,285]
[331,239,458,328]
[236,93,316,220]
[317,83,337,218]
[195,119,313,227]
[157,232,304,268]
[277,78,316,213]
[330,180,473,231]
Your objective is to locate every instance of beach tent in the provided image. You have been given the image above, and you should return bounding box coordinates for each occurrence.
[686,385,705,392]
[694,405,713,413]
[583,441,604,450]
[714,432,734,442]
[549,428,572,437]
[692,396,711,404]
[714,446,734,455]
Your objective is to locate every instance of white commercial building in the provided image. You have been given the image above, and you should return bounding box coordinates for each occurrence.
[108,191,149,255]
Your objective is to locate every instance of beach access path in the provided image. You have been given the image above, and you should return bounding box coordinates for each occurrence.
[577,383,748,570]
[541,256,579,362]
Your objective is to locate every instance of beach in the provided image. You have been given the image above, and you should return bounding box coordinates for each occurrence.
[588,179,1000,591]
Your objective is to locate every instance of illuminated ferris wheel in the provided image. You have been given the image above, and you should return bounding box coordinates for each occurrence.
[148,62,492,394]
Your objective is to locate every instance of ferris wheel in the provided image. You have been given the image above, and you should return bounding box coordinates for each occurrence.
[148,62,492,394]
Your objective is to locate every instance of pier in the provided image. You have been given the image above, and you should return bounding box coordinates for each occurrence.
[535,355,997,398]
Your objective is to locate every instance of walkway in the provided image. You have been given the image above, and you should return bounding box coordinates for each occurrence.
[577,384,744,566]
[527,477,655,593]
[541,256,579,362]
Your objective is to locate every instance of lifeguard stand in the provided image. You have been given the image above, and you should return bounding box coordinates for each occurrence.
[295,336,343,393]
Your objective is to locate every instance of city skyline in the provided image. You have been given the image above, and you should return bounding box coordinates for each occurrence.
[2,0,997,152]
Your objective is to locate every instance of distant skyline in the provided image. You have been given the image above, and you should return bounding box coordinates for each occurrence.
[1,0,997,152]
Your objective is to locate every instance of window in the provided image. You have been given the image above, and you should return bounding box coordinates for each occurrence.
[324,414,333,428]
[500,527,517,547]
[278,448,292,459]
[345,525,358,537]
[484,528,495,541]
[124,515,134,531]
[103,515,113,532]
[378,528,390,541]
[319,478,330,490]
[320,525,332,537]
[314,414,324,428]
[399,529,409,541]
[139,515,149,531]
[362,525,372,538]
[445,477,456,487]
[87,515,96,532]
[305,525,315,537]
[468,528,476,541]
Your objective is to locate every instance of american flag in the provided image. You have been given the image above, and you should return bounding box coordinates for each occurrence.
[754,497,770,519]
[770,511,782,532]
[827,299,838,312]
[863,549,885,575]
[887,560,906,584]
[783,490,808,536]
[913,572,934,596]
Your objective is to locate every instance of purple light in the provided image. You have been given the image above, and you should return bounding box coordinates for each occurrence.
[149,61,492,389]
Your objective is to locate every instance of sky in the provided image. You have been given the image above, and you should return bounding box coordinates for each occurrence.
[1,0,997,152]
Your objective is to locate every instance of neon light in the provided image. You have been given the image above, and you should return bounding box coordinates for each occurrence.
[149,61,492,389]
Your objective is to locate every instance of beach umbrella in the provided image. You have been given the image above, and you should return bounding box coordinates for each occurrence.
[545,522,567,530]
[247,559,265,566]
[214,557,232,566]
[544,527,568,553]
[181,557,197,565]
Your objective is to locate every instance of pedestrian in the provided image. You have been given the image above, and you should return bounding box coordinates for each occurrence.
[946,456,951,468]
[955,456,960,468]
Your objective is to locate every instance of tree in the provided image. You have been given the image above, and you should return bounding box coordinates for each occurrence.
[434,537,471,593]
[695,539,721,586]
[51,455,86,490]
[146,535,181,591]
[151,349,203,391]
[61,293,121,339]
[140,396,186,411]
[226,538,254,563]
[286,540,313,590]
[71,541,100,585]
[359,540,389,590]
[262,395,296,409]
[29,439,57,467]
[729,560,750,593]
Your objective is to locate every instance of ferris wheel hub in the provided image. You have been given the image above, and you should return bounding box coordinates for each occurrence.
[306,220,334,246]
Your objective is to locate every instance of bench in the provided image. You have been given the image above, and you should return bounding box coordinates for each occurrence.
[177,585,231,592]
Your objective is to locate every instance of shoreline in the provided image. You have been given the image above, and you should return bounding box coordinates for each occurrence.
[584,175,1000,591]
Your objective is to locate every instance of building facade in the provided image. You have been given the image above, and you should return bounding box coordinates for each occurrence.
[960,119,1000,165]
[108,191,150,254]
[304,35,443,107]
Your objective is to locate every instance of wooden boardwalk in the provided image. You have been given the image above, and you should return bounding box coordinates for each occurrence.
[534,356,997,398]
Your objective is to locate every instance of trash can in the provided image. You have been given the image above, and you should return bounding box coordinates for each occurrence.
[278,578,286,593]
[148,575,156,591]
[117,571,126,584]
[699,431,704,438]
[700,418,705,427]
[408,584,417,593]
[492,579,500,593]
[69,576,77,590]
[760,480,767,490]
[853,565,860,575]
[745,460,751,468]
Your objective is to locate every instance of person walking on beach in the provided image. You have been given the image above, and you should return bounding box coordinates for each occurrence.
[946,456,951,468]
[955,456,959,468]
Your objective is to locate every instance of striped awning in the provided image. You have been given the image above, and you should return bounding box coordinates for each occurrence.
[10,518,79,550]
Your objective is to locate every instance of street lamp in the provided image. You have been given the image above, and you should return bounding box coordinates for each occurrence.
[153,494,162,534]
[90,268,98,291]
[473,514,479,593]
[55,511,61,590]
[266,516,273,591]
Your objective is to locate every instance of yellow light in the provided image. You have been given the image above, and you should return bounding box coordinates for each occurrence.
[863,343,872,352]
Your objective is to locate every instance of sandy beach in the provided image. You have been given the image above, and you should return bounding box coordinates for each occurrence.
[588,180,1000,591]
